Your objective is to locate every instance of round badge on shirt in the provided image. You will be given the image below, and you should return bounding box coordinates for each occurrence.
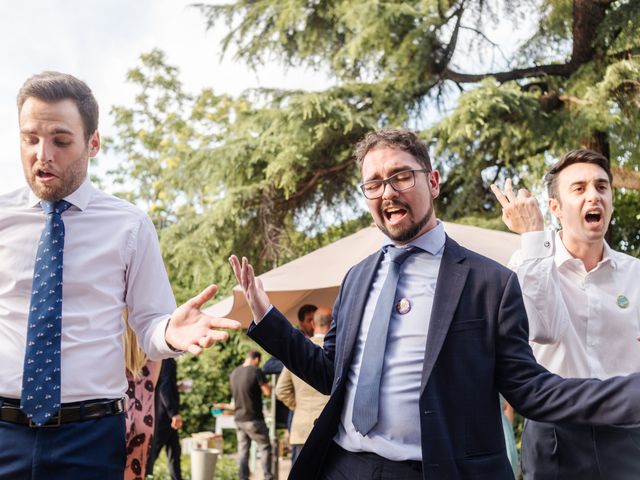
[616,294,629,309]
[396,298,411,314]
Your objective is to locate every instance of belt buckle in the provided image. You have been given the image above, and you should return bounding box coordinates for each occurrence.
[29,410,62,428]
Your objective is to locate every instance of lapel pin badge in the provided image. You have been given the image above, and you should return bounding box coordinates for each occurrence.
[396,298,411,315]
[616,294,629,309]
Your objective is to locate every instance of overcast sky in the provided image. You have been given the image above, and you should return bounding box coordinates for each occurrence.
[0,0,332,194]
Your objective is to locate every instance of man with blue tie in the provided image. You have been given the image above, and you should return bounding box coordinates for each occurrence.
[230,128,640,480]
[0,71,240,480]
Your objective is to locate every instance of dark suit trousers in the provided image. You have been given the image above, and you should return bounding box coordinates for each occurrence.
[0,413,125,480]
[321,442,423,480]
[522,420,640,480]
[147,423,182,480]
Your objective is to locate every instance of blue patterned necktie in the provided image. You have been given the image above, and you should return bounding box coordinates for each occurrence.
[352,245,415,436]
[21,199,71,426]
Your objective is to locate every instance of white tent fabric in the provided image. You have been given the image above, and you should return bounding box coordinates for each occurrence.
[204,222,520,327]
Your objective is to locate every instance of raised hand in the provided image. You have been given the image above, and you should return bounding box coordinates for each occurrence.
[491,179,544,234]
[229,255,270,321]
[165,284,241,355]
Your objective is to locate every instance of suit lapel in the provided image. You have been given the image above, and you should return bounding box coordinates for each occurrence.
[420,236,469,394]
[338,249,383,378]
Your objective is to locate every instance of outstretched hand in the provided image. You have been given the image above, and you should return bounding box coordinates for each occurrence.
[165,284,241,356]
[229,255,270,322]
[490,179,544,234]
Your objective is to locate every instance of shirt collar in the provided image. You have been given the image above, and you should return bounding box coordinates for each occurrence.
[554,231,616,270]
[383,219,446,256]
[27,176,93,211]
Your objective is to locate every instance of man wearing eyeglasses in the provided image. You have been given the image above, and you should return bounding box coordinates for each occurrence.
[230,128,640,480]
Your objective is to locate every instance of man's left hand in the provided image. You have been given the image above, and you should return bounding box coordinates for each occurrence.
[171,414,183,430]
[165,284,241,355]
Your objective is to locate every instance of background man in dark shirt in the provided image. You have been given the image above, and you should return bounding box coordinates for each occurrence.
[147,358,183,480]
[229,351,273,480]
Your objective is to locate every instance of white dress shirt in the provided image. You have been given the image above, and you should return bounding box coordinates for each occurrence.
[510,230,640,379]
[334,221,445,461]
[0,178,177,402]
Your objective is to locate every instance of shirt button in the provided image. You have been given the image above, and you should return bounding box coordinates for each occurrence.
[544,241,551,248]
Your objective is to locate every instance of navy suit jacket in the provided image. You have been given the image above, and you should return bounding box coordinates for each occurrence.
[248,236,640,479]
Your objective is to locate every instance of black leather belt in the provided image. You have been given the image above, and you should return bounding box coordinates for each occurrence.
[0,397,125,427]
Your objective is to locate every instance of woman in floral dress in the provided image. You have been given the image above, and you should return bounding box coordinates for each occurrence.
[124,318,161,480]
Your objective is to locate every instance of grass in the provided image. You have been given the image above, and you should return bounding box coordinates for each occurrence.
[148,450,239,480]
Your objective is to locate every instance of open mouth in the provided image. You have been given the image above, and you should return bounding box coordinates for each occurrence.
[584,210,602,224]
[36,169,56,180]
[383,205,408,224]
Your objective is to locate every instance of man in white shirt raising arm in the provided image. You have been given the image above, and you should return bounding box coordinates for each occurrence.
[0,71,240,480]
[492,149,640,480]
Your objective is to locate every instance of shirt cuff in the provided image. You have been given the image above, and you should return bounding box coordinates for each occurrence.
[520,230,555,260]
[254,304,274,325]
[153,316,183,358]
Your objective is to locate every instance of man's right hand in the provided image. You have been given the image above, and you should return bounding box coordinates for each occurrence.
[491,179,544,234]
[229,255,270,322]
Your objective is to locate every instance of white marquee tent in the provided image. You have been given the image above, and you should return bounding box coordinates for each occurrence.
[204,222,520,327]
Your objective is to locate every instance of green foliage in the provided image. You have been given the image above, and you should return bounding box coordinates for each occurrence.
[178,331,258,434]
[195,0,640,247]
[611,189,640,256]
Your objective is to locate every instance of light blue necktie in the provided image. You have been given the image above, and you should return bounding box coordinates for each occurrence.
[21,199,71,426]
[352,245,415,436]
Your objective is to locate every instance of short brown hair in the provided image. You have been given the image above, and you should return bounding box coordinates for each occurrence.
[17,71,99,141]
[354,128,432,171]
[246,350,261,361]
[544,149,613,198]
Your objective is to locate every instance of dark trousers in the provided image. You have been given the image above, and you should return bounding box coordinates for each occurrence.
[321,442,423,480]
[522,420,640,480]
[147,424,182,480]
[0,414,125,480]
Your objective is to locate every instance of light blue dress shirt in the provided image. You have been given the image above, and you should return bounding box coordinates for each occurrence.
[335,221,446,461]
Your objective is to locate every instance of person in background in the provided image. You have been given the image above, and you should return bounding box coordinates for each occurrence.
[229,351,273,480]
[297,304,317,338]
[147,358,183,480]
[492,149,640,479]
[276,307,332,463]
[124,314,161,480]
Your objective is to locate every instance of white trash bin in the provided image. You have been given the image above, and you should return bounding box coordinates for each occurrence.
[190,448,220,480]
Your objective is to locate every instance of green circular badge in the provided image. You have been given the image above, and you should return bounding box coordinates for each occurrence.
[616,294,630,309]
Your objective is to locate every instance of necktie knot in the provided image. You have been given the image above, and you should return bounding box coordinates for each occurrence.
[41,199,72,216]
[386,245,416,265]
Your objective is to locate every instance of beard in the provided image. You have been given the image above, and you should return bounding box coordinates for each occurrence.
[375,200,434,244]
[24,154,88,201]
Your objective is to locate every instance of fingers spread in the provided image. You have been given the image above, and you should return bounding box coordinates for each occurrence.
[191,284,218,309]
[203,330,231,344]
[187,344,203,356]
[517,188,532,199]
[490,184,509,207]
[208,317,241,330]
[504,178,517,202]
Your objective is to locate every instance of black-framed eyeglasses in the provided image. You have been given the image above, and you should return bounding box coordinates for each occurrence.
[359,169,429,199]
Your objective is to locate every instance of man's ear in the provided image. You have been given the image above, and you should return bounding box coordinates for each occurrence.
[88,130,100,157]
[548,197,561,222]
[429,170,440,199]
